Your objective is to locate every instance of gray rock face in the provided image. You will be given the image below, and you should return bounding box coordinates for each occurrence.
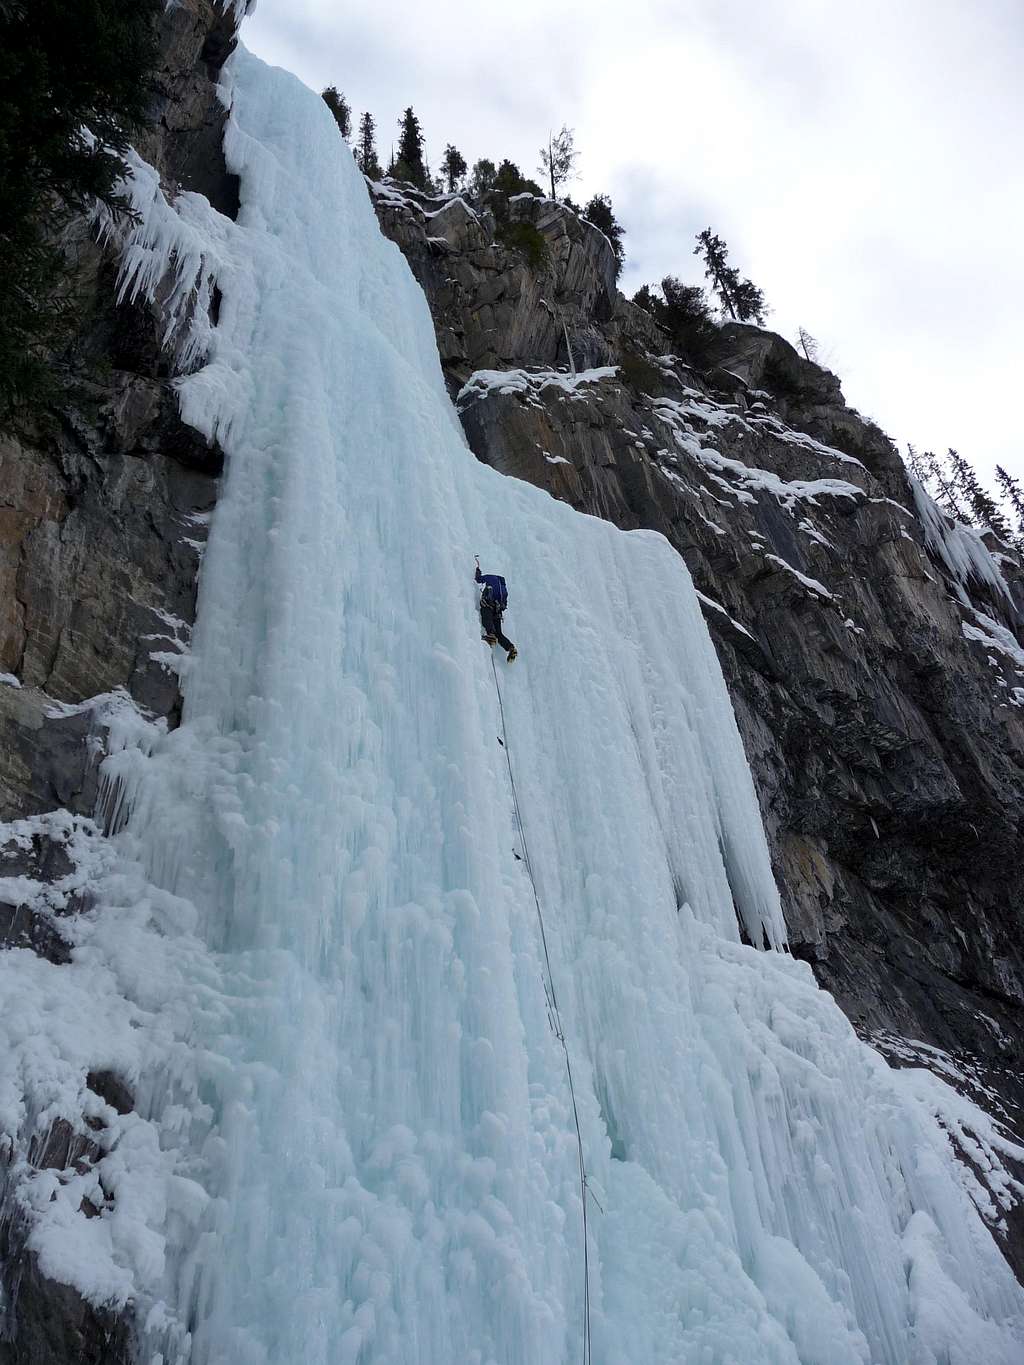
[373,182,1024,1270]
[370,182,621,380]
[0,0,235,825]
[0,2,239,1358]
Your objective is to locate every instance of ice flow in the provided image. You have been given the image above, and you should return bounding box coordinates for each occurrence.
[104,44,1024,1365]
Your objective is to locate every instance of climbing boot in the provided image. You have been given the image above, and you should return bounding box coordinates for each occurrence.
[482,633,498,646]
[506,646,517,662]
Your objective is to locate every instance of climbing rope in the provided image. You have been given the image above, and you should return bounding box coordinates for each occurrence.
[489,651,593,1365]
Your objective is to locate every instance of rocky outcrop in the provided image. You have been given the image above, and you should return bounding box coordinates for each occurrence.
[0,3,241,1359]
[0,0,237,825]
[373,181,1024,1269]
[370,182,622,381]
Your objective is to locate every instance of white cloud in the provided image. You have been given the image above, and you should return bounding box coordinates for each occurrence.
[242,0,1024,480]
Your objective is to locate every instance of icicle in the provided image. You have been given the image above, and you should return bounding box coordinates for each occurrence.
[94,150,229,372]
[909,473,1012,602]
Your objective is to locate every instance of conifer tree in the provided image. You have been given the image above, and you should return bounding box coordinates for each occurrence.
[441,143,467,193]
[493,159,521,195]
[661,276,716,337]
[947,448,980,516]
[947,449,1010,535]
[631,284,658,316]
[0,0,161,410]
[694,230,735,317]
[491,159,542,197]
[321,87,351,139]
[632,276,728,369]
[630,277,719,365]
[905,444,930,487]
[470,158,497,196]
[394,106,429,189]
[583,193,626,278]
[995,465,1024,537]
[538,126,579,200]
[732,277,768,324]
[694,229,767,325]
[985,498,1014,542]
[355,112,382,179]
[922,448,967,520]
[797,327,819,362]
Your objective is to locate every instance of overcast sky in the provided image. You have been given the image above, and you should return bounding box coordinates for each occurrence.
[243,0,1024,482]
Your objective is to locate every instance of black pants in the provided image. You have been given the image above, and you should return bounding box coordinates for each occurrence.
[481,600,515,653]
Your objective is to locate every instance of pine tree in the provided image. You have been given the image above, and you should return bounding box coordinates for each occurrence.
[985,498,1014,542]
[797,327,819,362]
[493,159,522,195]
[694,230,735,317]
[0,0,161,411]
[321,87,351,139]
[905,443,930,486]
[538,126,579,200]
[582,193,625,278]
[630,277,724,368]
[693,229,767,325]
[470,158,497,196]
[923,449,967,520]
[394,106,429,189]
[355,112,381,179]
[906,445,949,511]
[947,449,1011,535]
[661,276,716,335]
[491,159,543,198]
[441,143,467,193]
[731,277,767,325]
[995,465,1024,533]
[948,449,977,521]
[631,284,658,316]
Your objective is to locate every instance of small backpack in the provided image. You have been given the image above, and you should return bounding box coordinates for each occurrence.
[483,574,508,610]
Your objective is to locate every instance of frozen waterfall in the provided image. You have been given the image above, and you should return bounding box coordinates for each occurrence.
[8,42,1024,1365]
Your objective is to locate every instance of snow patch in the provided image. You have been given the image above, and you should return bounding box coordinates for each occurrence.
[798,518,834,550]
[655,398,864,513]
[695,591,756,639]
[0,809,221,1330]
[764,554,836,600]
[963,609,1024,672]
[457,365,618,410]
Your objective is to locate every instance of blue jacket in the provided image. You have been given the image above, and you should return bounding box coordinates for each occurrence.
[475,567,508,610]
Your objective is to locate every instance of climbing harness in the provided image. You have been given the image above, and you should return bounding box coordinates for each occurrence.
[489,651,593,1365]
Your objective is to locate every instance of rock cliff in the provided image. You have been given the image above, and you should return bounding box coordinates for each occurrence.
[0,3,241,1359]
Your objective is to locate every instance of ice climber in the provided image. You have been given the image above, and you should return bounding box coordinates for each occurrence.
[475,557,517,662]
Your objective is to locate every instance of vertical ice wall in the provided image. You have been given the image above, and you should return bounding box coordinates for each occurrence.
[76,44,1024,1365]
